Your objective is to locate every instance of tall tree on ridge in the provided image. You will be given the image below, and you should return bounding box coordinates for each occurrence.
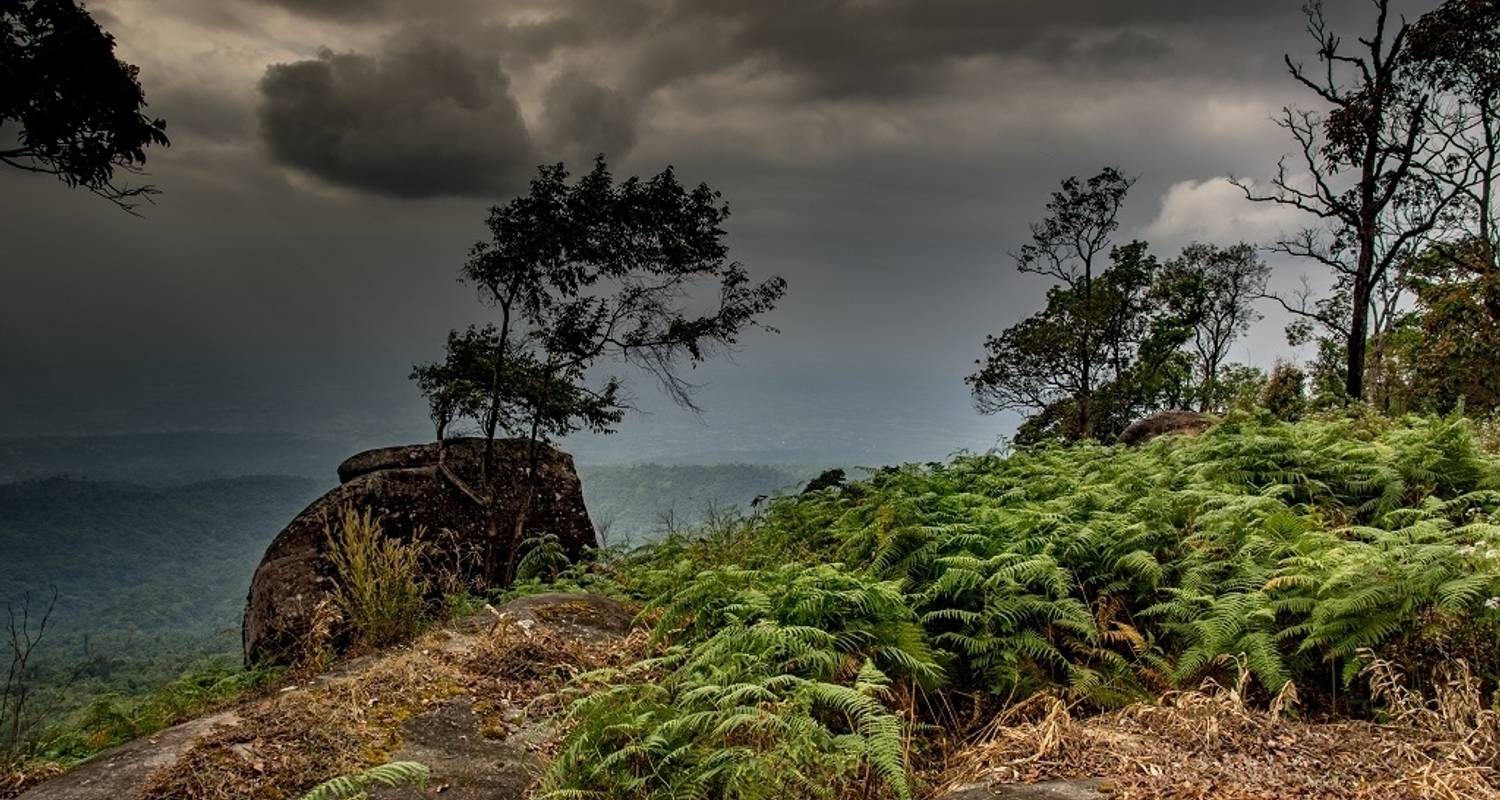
[1235,0,1459,402]
[969,167,1134,440]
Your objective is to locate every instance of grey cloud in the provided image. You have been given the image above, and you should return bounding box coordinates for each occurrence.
[257,37,536,198]
[256,0,372,17]
[251,0,497,21]
[248,1,1315,102]
[536,73,639,166]
[2,0,1446,463]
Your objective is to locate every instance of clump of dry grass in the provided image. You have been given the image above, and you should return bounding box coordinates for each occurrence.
[324,506,429,651]
[942,660,1500,800]
[135,597,645,800]
[463,606,645,739]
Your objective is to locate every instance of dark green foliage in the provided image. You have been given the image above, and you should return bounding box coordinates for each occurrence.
[1260,361,1307,422]
[0,0,169,209]
[514,533,571,582]
[545,415,1500,797]
[543,564,935,800]
[802,469,847,494]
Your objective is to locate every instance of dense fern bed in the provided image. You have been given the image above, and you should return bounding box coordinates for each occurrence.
[533,413,1500,799]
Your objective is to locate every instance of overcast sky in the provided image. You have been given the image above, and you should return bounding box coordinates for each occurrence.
[0,0,1439,465]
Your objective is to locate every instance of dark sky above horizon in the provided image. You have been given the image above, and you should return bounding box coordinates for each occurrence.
[0,0,1439,466]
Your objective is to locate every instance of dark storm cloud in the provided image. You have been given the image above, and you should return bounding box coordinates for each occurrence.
[1,0,1446,462]
[249,0,1316,196]
[537,73,639,166]
[257,38,536,198]
[272,0,1313,98]
[250,0,499,21]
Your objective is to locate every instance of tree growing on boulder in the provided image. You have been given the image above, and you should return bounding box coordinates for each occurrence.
[412,157,786,584]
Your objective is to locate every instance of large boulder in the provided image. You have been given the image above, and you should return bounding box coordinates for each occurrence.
[242,438,595,665]
[1115,410,1214,447]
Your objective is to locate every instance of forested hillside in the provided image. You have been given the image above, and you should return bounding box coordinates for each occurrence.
[0,476,325,701]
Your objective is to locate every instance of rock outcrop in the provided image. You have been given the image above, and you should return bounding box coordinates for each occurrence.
[1115,410,1215,447]
[242,438,595,665]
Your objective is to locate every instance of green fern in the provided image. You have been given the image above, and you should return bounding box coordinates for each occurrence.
[544,412,1500,800]
[299,762,430,800]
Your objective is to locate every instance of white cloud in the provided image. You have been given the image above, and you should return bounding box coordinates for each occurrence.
[1144,176,1307,246]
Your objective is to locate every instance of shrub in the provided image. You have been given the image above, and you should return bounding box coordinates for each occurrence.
[513,533,570,582]
[323,506,428,649]
[1260,360,1307,421]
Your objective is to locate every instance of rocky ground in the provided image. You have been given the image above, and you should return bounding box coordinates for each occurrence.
[17,593,635,800]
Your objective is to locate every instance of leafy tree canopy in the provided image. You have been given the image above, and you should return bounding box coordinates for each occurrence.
[1,0,169,210]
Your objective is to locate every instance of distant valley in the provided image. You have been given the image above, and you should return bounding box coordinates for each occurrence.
[0,446,816,715]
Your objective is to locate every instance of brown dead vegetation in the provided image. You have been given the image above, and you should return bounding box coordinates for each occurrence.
[142,648,461,800]
[941,658,1500,800]
[139,597,643,800]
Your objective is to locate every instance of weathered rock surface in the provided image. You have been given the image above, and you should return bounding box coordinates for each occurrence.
[1116,410,1215,447]
[19,593,633,800]
[13,712,241,800]
[243,438,596,665]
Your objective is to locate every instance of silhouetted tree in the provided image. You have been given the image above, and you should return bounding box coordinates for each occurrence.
[2,589,55,758]
[801,468,846,494]
[1,0,169,211]
[1156,242,1269,411]
[413,157,786,582]
[1236,0,1461,402]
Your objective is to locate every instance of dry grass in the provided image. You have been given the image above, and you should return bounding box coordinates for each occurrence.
[324,505,429,650]
[133,598,645,800]
[941,660,1500,800]
[142,647,462,800]
[464,605,647,741]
